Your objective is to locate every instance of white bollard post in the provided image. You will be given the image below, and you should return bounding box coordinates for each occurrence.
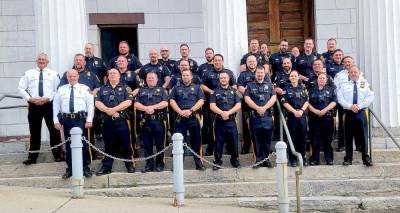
[70,127,84,198]
[172,133,185,206]
[275,141,289,213]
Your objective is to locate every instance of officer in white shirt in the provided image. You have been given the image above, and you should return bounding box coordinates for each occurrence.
[337,65,374,166]
[18,53,64,165]
[53,69,94,178]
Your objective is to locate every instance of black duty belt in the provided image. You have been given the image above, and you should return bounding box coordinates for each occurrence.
[60,111,87,119]
[144,113,165,121]
[104,112,128,121]
[249,110,272,118]
[215,114,235,121]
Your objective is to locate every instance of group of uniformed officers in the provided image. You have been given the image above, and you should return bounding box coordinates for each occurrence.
[18,37,374,178]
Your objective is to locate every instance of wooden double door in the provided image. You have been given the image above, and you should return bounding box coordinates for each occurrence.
[247,0,315,52]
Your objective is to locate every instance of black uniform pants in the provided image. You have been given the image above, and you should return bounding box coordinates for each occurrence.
[143,119,166,168]
[213,118,239,166]
[337,105,345,149]
[241,104,253,153]
[27,102,63,161]
[344,110,370,162]
[309,116,334,162]
[175,116,203,168]
[201,102,215,153]
[287,115,307,163]
[249,116,273,163]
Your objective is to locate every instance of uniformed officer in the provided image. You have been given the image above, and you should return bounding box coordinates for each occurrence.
[197,47,215,79]
[139,48,171,89]
[158,46,176,73]
[170,69,206,170]
[321,38,337,65]
[201,54,237,156]
[18,53,64,165]
[291,47,300,62]
[260,43,271,62]
[210,72,241,170]
[282,70,309,167]
[95,69,135,175]
[168,59,201,90]
[84,43,107,84]
[325,49,344,79]
[53,69,94,178]
[134,72,169,172]
[308,73,337,165]
[337,65,374,166]
[240,39,269,73]
[174,44,199,78]
[293,38,322,80]
[244,66,277,168]
[305,59,335,90]
[269,39,292,77]
[109,41,142,72]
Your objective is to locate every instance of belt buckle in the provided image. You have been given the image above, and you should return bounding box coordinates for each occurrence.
[70,114,75,119]
[151,115,156,119]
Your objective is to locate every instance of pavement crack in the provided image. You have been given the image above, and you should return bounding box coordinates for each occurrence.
[51,197,72,213]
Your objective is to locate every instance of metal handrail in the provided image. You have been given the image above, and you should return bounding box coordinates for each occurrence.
[276,100,303,213]
[368,107,400,149]
[0,94,27,109]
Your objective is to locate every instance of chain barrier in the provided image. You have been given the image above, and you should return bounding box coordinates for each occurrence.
[182,143,277,169]
[82,136,173,163]
[2,138,69,155]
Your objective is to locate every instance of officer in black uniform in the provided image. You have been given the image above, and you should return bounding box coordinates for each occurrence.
[201,54,237,156]
[95,69,135,175]
[269,39,292,78]
[293,38,322,80]
[308,73,337,165]
[305,59,335,90]
[84,43,107,84]
[244,66,277,168]
[168,59,201,90]
[197,47,215,79]
[109,41,142,72]
[282,70,309,167]
[174,44,199,78]
[210,72,241,170]
[240,39,269,72]
[170,69,206,170]
[134,72,169,172]
[158,46,176,73]
[321,38,337,65]
[139,48,171,89]
[260,43,271,62]
[325,49,344,79]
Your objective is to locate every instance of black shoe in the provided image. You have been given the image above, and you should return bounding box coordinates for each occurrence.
[62,170,72,179]
[252,164,261,169]
[342,161,352,166]
[212,165,220,171]
[326,161,334,165]
[23,159,36,165]
[263,160,274,168]
[231,161,240,168]
[363,160,373,167]
[96,166,112,176]
[303,161,309,167]
[309,161,319,166]
[142,165,154,173]
[126,166,136,173]
[196,165,206,171]
[83,168,92,178]
[155,165,164,172]
[337,147,345,152]
[54,157,64,162]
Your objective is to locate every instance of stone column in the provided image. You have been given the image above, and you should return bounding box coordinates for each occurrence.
[202,0,249,76]
[35,0,87,74]
[358,0,400,127]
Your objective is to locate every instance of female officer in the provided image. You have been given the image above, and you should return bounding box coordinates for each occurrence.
[282,70,309,167]
[308,73,337,166]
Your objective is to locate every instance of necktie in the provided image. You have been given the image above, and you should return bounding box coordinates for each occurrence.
[69,86,75,113]
[352,81,358,104]
[38,70,43,97]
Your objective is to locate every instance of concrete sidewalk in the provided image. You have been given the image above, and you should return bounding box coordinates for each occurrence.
[0,186,268,213]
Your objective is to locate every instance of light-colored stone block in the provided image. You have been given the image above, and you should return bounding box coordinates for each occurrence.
[87,29,99,45]
[159,29,190,43]
[0,63,3,77]
[173,13,203,28]
[17,16,35,31]
[315,0,336,10]
[336,0,356,9]
[316,10,351,24]
[0,77,20,93]
[3,62,34,77]
[85,0,97,13]
[4,123,29,136]
[187,42,204,59]
[0,108,27,125]
[190,27,204,43]
[0,31,35,47]
[1,0,34,15]
[138,29,160,43]
[338,24,356,38]
[350,9,357,23]
[337,38,353,53]
[17,46,36,62]
[158,0,189,13]
[188,0,202,13]
[143,13,173,29]
[96,0,129,13]
[127,0,159,13]
[316,25,338,40]
[0,16,17,31]
[0,47,18,63]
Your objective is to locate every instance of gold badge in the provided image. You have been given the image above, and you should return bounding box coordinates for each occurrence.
[87,72,91,76]
[118,87,122,91]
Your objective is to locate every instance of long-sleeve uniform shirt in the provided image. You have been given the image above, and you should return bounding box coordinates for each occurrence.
[18,67,60,101]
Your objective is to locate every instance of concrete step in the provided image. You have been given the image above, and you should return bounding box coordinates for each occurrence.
[238,196,400,213]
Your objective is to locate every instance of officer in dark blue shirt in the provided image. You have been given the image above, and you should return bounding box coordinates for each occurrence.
[196,47,215,79]
[173,44,199,77]
[305,59,335,90]
[201,54,237,156]
[84,43,107,84]
[108,41,142,72]
[170,69,205,170]
[240,39,269,72]
[282,70,309,167]
[269,39,292,77]
[168,60,201,90]
[325,49,344,79]
[139,48,171,89]
[135,72,169,172]
[158,46,176,74]
[308,73,337,166]
[210,72,241,170]
[244,66,277,168]
[293,38,322,80]
[321,38,337,65]
[95,69,135,175]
